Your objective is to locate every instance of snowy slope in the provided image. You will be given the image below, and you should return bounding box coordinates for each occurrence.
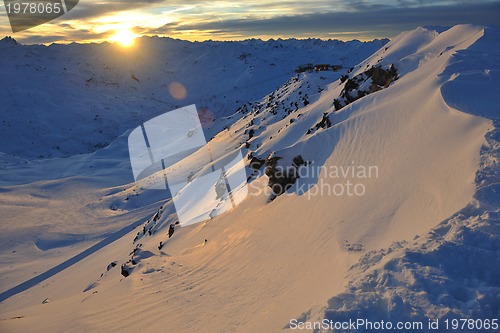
[317,25,500,332]
[0,36,385,294]
[0,25,498,333]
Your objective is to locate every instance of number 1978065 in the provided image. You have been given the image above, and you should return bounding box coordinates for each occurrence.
[6,2,63,15]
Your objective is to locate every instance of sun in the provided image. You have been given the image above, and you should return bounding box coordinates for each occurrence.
[111,29,136,47]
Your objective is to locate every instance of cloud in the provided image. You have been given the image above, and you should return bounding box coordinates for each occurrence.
[16,30,109,44]
[150,1,500,39]
[1,0,499,42]
[61,0,168,20]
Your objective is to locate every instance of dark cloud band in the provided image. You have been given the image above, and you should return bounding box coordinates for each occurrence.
[150,1,500,38]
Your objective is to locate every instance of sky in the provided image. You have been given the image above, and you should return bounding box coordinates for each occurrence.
[1,0,499,44]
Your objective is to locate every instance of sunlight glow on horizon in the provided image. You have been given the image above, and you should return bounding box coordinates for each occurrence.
[110,28,137,47]
[0,0,498,45]
[0,1,395,44]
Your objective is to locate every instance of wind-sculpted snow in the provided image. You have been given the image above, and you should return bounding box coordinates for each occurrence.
[313,26,500,333]
[441,27,500,121]
[318,129,500,332]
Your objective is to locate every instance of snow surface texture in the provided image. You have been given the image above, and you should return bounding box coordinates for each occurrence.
[317,25,500,333]
[0,25,498,333]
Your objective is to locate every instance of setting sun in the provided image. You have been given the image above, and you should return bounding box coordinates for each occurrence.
[110,29,136,47]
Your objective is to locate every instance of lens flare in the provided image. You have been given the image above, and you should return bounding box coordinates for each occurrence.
[168,82,187,100]
[111,29,136,47]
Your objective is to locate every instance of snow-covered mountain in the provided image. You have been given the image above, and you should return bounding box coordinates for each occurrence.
[0,25,498,333]
[0,36,386,159]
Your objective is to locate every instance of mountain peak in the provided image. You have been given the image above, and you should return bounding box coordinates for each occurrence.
[0,36,19,47]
